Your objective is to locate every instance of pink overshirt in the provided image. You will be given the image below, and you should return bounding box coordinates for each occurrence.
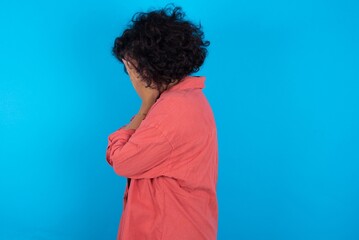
[106,75,218,240]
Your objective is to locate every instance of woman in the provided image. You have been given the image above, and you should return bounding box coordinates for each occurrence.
[106,4,218,240]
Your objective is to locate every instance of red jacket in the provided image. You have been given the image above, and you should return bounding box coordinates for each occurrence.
[106,75,218,240]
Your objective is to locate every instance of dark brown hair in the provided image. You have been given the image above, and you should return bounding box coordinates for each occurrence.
[112,3,210,93]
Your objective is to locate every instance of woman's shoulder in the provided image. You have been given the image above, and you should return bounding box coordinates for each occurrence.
[146,90,209,127]
[150,90,202,119]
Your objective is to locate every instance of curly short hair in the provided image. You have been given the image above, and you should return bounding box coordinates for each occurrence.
[112,3,210,93]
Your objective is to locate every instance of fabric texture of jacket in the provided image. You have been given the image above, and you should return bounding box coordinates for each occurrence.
[106,75,218,240]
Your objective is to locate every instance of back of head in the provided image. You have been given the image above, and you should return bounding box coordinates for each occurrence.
[112,3,210,93]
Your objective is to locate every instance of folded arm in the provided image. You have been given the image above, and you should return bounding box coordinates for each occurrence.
[106,122,173,179]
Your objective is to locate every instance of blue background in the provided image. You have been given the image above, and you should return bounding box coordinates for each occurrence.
[1,0,358,239]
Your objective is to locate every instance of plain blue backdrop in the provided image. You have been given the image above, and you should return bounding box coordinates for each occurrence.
[1,0,358,239]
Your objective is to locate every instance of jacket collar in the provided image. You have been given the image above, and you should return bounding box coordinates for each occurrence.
[165,75,205,92]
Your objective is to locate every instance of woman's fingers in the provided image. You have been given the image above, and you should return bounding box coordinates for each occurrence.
[124,60,138,82]
[123,60,135,82]
[124,59,145,87]
[121,58,160,102]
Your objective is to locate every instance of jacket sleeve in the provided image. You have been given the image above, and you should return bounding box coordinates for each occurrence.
[106,121,173,179]
[105,113,137,167]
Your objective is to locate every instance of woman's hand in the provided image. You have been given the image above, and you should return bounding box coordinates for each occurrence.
[123,58,160,105]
